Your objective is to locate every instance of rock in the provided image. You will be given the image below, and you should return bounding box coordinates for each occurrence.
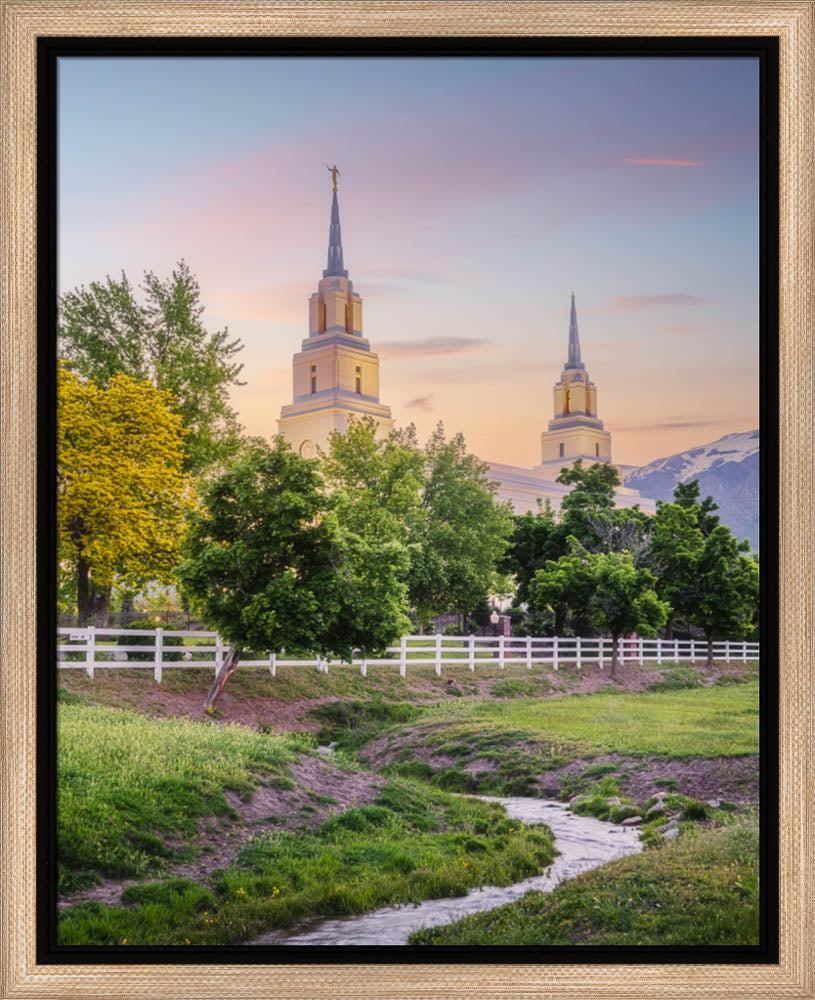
[645,805,666,821]
[315,744,336,756]
[658,819,679,833]
[706,798,721,809]
[569,795,590,809]
[605,797,622,807]
[663,828,680,840]
[621,816,643,826]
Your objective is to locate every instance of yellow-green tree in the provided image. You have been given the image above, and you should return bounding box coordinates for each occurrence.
[57,365,194,624]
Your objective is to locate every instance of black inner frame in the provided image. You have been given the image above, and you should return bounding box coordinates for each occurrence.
[36,34,780,966]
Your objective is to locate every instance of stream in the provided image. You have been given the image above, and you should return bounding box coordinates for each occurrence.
[249,796,642,946]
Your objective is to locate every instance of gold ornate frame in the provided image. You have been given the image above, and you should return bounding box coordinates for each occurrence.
[1,3,811,997]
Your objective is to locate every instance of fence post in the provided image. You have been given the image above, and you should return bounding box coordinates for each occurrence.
[400,636,407,678]
[215,634,223,678]
[691,639,696,663]
[576,635,581,670]
[657,637,662,665]
[154,627,163,684]
[742,640,747,663]
[618,635,624,666]
[638,636,644,666]
[269,652,276,677]
[435,633,442,676]
[725,639,731,663]
[674,637,679,663]
[85,626,95,679]
[498,634,505,671]
[468,634,476,671]
[526,635,532,670]
[360,659,367,678]
[552,635,559,672]
[598,638,604,670]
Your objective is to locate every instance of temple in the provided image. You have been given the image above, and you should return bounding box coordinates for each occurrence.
[537,294,612,476]
[277,179,393,458]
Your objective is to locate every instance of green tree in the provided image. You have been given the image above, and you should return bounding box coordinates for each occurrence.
[407,424,514,627]
[57,365,194,625]
[586,551,669,678]
[320,417,425,545]
[684,525,760,666]
[500,500,563,607]
[645,500,704,639]
[527,539,597,635]
[59,260,244,475]
[672,479,721,537]
[179,437,411,711]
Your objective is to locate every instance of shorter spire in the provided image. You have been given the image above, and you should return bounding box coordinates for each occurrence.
[565,293,584,370]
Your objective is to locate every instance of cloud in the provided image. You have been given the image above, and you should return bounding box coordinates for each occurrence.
[623,158,705,167]
[404,394,434,411]
[594,294,707,312]
[608,416,731,433]
[377,336,490,358]
[662,323,710,334]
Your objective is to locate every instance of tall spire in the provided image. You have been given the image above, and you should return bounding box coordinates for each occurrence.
[566,292,584,370]
[323,188,348,279]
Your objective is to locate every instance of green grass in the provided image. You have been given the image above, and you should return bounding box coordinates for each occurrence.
[416,679,759,758]
[409,816,759,946]
[57,780,557,947]
[57,703,309,891]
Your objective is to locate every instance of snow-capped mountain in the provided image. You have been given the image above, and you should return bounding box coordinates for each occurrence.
[623,430,760,549]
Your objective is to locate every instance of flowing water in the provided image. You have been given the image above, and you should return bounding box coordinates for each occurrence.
[249,796,642,947]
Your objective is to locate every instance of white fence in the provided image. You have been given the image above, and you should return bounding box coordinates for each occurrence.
[57,628,760,683]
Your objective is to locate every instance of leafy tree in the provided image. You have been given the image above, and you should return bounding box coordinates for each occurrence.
[585,551,669,678]
[672,479,721,537]
[500,500,562,607]
[527,538,597,635]
[179,438,411,711]
[320,417,425,546]
[59,260,244,475]
[407,424,514,627]
[557,459,620,546]
[645,500,704,638]
[57,365,194,625]
[683,525,760,666]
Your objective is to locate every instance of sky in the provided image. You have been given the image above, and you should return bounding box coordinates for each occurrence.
[58,56,760,468]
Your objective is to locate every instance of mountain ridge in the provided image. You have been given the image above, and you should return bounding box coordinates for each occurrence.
[623,430,759,549]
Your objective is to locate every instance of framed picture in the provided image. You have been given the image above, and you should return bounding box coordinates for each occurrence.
[1,2,812,998]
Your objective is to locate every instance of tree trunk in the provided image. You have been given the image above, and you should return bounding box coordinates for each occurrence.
[610,632,621,679]
[77,556,90,626]
[93,585,111,628]
[706,631,714,669]
[664,617,674,641]
[203,643,242,714]
[555,608,566,635]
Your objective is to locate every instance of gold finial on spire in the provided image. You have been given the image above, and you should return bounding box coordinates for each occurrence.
[571,290,575,300]
[325,163,340,193]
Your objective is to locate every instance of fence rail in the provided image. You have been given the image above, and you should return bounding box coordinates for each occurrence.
[57,628,760,682]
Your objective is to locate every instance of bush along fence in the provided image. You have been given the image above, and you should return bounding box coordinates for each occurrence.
[57,628,760,683]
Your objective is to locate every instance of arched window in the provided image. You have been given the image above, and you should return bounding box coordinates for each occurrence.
[595,443,600,457]
[559,443,565,458]
[311,364,317,394]
[355,366,361,394]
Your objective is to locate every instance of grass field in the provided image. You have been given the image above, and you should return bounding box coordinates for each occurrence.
[57,703,556,945]
[409,815,759,946]
[417,678,760,758]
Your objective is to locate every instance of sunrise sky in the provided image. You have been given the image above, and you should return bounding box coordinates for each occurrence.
[58,56,760,468]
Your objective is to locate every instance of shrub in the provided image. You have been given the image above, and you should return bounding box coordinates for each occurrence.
[116,620,184,662]
[682,799,711,821]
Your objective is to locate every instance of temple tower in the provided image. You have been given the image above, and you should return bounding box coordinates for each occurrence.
[278,172,394,457]
[536,294,612,475]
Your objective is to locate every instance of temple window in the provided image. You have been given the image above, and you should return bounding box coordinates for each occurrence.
[355,366,361,394]
[311,364,317,394]
[559,443,565,458]
[595,443,600,457]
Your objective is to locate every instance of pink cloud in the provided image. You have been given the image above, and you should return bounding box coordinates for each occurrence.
[378,336,490,358]
[623,157,705,166]
[591,294,707,312]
